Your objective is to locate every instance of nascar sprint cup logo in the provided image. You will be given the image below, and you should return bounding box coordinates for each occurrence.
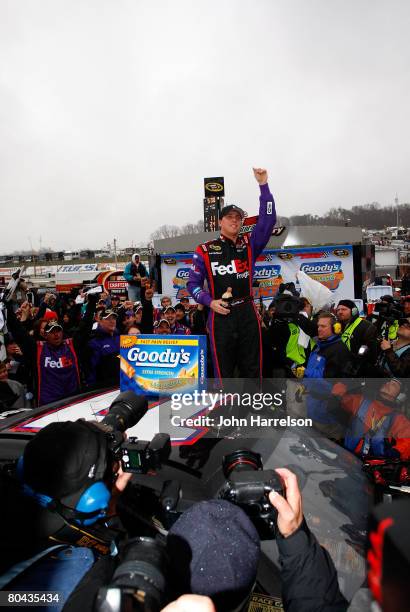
[300,260,344,290]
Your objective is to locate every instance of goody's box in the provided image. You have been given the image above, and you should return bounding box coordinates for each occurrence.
[120,335,207,397]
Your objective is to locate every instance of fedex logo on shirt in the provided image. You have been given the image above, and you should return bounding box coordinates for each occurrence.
[211,259,248,276]
[44,356,74,369]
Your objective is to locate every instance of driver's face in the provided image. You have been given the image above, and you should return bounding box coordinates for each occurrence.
[219,212,242,237]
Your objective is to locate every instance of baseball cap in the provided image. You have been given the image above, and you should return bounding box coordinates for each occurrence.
[44,322,63,333]
[100,309,118,319]
[164,306,176,313]
[220,204,245,219]
[155,319,170,327]
[43,310,59,321]
[167,500,260,610]
[398,317,410,327]
[22,420,108,501]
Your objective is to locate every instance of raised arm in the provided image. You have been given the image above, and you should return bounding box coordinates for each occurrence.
[249,168,277,259]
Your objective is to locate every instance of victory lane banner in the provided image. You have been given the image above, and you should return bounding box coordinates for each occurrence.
[120,335,207,397]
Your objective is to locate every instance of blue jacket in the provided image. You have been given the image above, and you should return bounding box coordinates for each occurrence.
[123,261,147,286]
[304,335,352,424]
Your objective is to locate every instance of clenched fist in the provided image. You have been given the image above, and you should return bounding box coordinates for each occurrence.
[253,167,268,185]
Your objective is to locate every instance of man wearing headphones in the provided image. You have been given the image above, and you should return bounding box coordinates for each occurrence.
[303,312,353,438]
[0,420,131,610]
[336,299,378,365]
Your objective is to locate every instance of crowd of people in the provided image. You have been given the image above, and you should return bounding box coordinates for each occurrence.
[0,167,409,611]
[1,275,410,466]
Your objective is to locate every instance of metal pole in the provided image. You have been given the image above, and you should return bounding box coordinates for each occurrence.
[114,238,118,270]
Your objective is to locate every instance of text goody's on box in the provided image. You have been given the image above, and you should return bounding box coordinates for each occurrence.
[120,335,207,396]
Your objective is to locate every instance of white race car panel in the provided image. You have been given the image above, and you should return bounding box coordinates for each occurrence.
[6,390,214,446]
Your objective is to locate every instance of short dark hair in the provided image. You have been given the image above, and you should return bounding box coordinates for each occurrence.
[317,312,336,325]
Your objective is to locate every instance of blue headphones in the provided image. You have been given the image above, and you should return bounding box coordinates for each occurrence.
[17,455,111,527]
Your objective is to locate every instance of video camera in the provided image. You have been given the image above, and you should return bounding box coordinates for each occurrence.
[372,300,403,325]
[273,282,303,322]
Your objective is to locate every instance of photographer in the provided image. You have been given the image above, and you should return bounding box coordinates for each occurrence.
[378,317,410,378]
[367,295,402,341]
[0,419,133,610]
[165,469,347,612]
[331,379,410,460]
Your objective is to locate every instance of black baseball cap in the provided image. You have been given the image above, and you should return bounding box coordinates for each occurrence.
[44,322,63,333]
[100,309,118,319]
[220,204,245,219]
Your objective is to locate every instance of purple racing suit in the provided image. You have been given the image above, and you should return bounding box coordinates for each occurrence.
[187,183,276,380]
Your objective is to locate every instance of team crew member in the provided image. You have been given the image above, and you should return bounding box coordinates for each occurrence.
[336,299,378,364]
[187,168,276,380]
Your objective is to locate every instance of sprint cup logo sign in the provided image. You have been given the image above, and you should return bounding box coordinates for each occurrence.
[120,335,207,396]
[204,177,225,198]
[300,260,345,291]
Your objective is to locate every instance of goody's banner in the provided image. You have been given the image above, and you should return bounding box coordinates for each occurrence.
[120,334,207,397]
[160,245,354,303]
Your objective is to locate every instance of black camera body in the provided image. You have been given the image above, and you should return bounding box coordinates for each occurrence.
[120,434,171,474]
[373,300,403,323]
[274,294,303,322]
[219,450,285,539]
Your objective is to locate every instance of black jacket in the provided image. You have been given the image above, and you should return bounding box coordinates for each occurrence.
[343,317,378,364]
[277,519,348,612]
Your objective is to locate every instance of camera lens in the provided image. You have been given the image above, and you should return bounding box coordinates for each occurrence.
[222,449,263,478]
[110,537,167,607]
[102,391,148,433]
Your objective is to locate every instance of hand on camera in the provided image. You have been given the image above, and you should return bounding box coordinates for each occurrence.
[269,468,303,538]
[380,339,392,351]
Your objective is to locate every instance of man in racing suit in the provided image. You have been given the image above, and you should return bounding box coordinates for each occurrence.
[187,168,276,381]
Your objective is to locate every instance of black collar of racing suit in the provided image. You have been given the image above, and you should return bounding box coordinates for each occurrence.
[219,233,242,246]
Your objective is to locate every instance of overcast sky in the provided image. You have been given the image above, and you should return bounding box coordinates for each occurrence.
[1,0,409,252]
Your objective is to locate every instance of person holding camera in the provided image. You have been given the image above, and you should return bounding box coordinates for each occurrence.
[165,468,347,612]
[331,378,410,460]
[0,418,133,610]
[378,317,410,378]
[187,168,276,381]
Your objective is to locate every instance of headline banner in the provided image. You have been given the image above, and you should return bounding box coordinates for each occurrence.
[160,245,355,303]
